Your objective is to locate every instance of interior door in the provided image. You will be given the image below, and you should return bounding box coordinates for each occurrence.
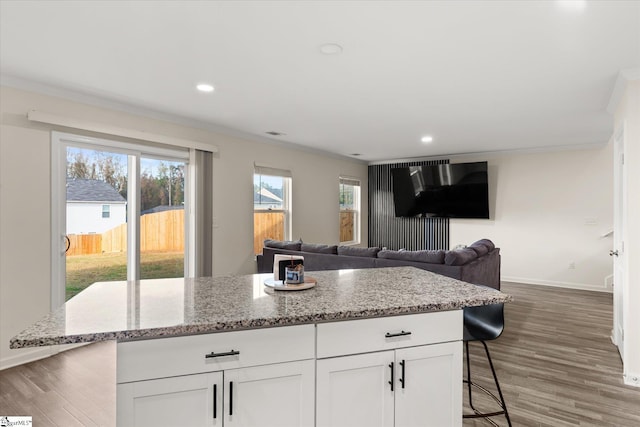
[612,124,626,358]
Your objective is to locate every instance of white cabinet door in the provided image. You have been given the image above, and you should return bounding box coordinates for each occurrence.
[224,359,315,427]
[394,342,462,427]
[317,351,395,427]
[117,371,223,427]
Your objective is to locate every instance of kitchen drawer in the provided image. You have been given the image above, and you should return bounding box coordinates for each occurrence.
[316,310,462,359]
[117,324,315,383]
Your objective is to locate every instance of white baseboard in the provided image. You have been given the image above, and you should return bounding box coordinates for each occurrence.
[0,342,89,371]
[624,372,640,388]
[502,276,613,293]
[0,347,54,371]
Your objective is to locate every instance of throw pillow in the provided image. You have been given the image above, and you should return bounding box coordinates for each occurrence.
[301,243,338,254]
[444,248,478,266]
[378,249,446,264]
[263,239,302,251]
[471,238,495,251]
[337,246,381,258]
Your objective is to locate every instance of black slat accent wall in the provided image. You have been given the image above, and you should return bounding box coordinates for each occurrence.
[368,160,450,250]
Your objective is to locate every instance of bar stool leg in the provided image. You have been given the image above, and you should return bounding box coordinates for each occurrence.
[464,341,478,412]
[463,341,512,427]
[480,340,512,427]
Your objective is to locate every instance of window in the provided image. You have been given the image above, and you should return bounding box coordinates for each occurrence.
[53,131,214,305]
[253,166,292,254]
[339,177,360,244]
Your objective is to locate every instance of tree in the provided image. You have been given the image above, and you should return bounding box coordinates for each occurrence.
[66,149,128,199]
[66,148,185,211]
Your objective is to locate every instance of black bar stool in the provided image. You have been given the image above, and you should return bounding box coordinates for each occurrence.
[463,303,512,427]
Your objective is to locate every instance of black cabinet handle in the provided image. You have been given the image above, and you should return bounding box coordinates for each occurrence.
[385,330,412,338]
[213,384,217,419]
[205,350,240,359]
[389,362,394,391]
[229,381,233,416]
[399,360,406,389]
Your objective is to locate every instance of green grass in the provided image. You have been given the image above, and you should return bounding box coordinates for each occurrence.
[66,252,184,300]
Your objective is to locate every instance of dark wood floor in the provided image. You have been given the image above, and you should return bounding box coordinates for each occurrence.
[1,282,639,426]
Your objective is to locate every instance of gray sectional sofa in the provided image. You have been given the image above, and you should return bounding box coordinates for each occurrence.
[257,238,501,289]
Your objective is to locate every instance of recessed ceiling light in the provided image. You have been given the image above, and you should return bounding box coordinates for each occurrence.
[350,153,361,156]
[196,83,214,93]
[266,131,286,136]
[319,43,343,55]
[421,136,434,144]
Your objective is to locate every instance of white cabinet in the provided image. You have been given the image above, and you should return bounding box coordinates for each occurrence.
[316,311,463,427]
[316,351,395,427]
[116,311,463,427]
[118,371,223,427]
[394,343,462,427]
[225,360,315,427]
[116,325,315,427]
[117,360,314,427]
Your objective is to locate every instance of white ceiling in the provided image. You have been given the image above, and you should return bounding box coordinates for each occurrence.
[1,1,639,162]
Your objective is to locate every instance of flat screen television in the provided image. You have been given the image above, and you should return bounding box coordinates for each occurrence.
[391,161,489,219]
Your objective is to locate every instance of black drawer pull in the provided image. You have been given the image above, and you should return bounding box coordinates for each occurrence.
[205,350,240,359]
[213,384,217,419]
[385,330,412,338]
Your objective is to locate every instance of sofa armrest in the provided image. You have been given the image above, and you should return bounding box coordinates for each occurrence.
[460,249,501,290]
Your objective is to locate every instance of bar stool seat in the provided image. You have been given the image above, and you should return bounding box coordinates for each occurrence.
[463,303,512,427]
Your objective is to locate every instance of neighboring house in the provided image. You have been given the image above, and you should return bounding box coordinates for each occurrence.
[254,187,283,210]
[66,178,126,235]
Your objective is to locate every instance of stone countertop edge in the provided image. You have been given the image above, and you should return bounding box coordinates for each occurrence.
[10,267,512,349]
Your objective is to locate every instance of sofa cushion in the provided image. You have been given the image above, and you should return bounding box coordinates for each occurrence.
[264,239,302,251]
[471,238,495,252]
[301,243,338,254]
[337,246,380,258]
[378,249,446,264]
[468,242,489,257]
[444,248,478,266]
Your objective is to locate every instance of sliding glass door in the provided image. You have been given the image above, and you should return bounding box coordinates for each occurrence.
[139,157,186,282]
[65,146,130,300]
[53,133,190,303]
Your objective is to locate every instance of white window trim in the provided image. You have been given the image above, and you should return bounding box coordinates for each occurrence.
[51,131,193,310]
[253,167,292,242]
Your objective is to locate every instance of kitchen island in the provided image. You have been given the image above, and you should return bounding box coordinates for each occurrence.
[11,266,511,427]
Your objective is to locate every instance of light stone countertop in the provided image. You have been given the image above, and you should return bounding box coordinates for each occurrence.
[10,267,511,348]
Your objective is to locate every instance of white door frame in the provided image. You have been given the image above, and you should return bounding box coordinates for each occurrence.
[51,131,192,310]
[612,123,626,359]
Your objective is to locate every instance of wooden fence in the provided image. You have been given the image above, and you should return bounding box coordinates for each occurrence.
[254,211,285,254]
[340,211,355,243]
[67,210,184,256]
[68,209,355,256]
[252,211,355,254]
